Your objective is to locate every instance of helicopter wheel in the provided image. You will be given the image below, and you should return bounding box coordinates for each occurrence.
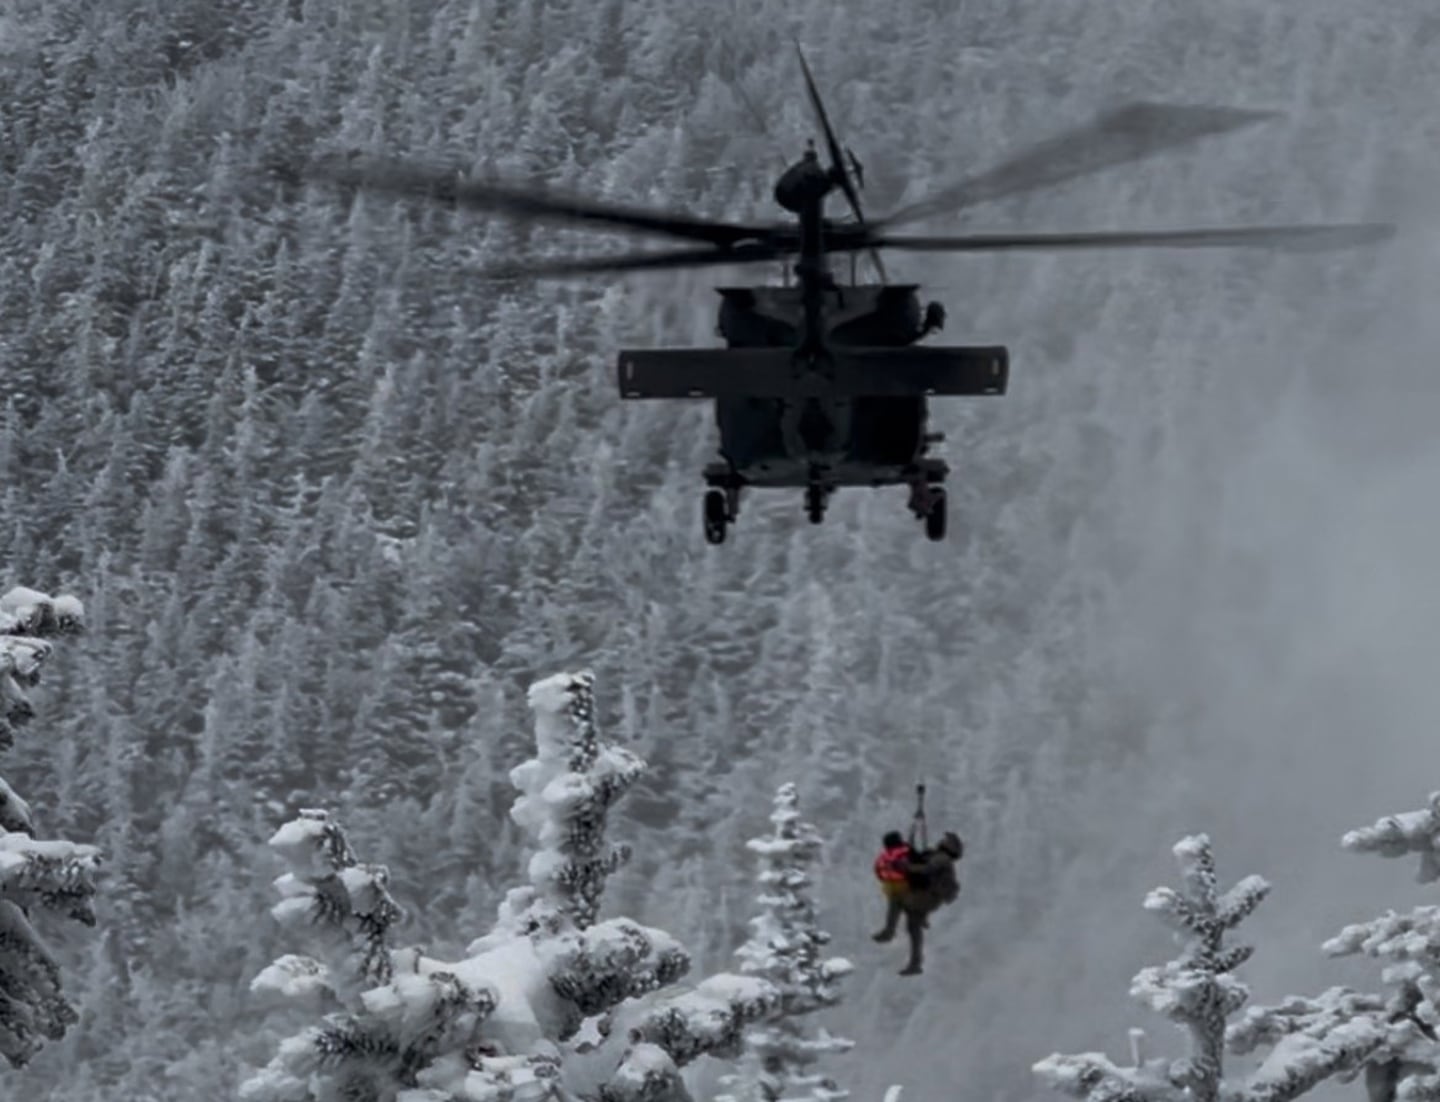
[923,488,947,541]
[805,485,825,525]
[704,490,728,544]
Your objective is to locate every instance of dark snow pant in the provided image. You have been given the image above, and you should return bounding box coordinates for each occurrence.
[876,899,927,972]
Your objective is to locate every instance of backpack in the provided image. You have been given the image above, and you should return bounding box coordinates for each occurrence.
[907,852,959,906]
[933,862,959,904]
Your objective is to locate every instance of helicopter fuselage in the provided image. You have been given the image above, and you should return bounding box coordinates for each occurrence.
[710,283,938,490]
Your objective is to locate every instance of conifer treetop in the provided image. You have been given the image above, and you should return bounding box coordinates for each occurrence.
[513,671,647,930]
[1036,834,1390,1102]
[719,782,853,1102]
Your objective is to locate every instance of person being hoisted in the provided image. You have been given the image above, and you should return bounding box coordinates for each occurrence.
[872,829,913,942]
[871,784,963,976]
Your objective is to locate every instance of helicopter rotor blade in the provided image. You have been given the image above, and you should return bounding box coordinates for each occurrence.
[306,154,778,248]
[476,242,786,280]
[860,222,1396,254]
[794,40,888,281]
[879,102,1281,229]
[795,40,864,221]
[733,80,790,170]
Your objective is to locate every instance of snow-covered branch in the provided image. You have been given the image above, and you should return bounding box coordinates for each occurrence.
[1032,1049,1183,1102]
[1341,795,1440,884]
[1226,988,1395,1102]
[0,586,84,757]
[1326,794,1440,1028]
[627,974,781,1065]
[545,919,690,1021]
[0,584,97,1069]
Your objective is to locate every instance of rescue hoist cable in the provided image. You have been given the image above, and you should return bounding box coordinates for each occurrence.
[909,783,929,851]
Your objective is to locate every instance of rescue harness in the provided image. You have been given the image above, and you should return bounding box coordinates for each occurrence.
[875,784,931,882]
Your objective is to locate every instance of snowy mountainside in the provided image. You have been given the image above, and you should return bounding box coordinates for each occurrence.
[0,0,1436,1098]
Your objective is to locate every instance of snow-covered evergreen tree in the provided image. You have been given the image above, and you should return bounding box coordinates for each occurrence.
[1231,795,1440,1102]
[242,670,780,1102]
[0,585,99,1068]
[1034,834,1383,1102]
[717,782,853,1102]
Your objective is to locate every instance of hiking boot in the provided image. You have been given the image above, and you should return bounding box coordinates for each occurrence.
[899,963,923,976]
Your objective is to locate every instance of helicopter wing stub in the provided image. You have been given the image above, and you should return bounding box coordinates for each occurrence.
[863,223,1396,253]
[877,101,1280,229]
[618,349,798,399]
[306,153,779,248]
[617,347,1009,398]
[832,347,1009,397]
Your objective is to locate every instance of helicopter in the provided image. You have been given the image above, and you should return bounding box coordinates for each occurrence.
[307,45,1392,544]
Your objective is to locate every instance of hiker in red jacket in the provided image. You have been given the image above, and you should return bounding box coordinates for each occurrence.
[872,830,914,944]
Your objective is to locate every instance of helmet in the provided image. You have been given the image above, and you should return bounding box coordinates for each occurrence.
[883,831,905,849]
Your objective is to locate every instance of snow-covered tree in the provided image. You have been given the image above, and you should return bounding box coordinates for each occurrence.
[0,585,100,1069]
[717,782,853,1102]
[242,670,781,1102]
[1232,795,1440,1102]
[1034,834,1383,1102]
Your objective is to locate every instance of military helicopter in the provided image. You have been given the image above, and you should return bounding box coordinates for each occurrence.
[308,46,1392,544]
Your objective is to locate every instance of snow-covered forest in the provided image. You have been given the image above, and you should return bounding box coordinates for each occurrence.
[242,671,791,1102]
[3,0,1439,1098]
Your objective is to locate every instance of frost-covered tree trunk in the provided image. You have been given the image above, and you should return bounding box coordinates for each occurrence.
[243,671,780,1102]
[1034,834,1383,1102]
[0,586,99,1069]
[717,782,853,1102]
[1233,794,1440,1102]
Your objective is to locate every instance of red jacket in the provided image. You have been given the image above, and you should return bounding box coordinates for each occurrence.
[874,843,911,883]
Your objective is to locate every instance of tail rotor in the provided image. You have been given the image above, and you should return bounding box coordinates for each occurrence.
[795,39,888,280]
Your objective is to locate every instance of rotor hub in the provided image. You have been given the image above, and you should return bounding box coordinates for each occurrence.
[773,150,834,214]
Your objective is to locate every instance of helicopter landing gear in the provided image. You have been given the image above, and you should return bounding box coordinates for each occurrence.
[907,468,948,541]
[924,488,947,541]
[704,490,728,544]
[803,465,834,525]
[703,468,743,545]
[805,483,828,524]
